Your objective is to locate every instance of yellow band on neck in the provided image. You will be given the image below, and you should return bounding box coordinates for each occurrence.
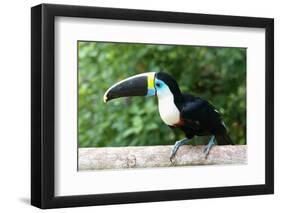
[147,73,155,89]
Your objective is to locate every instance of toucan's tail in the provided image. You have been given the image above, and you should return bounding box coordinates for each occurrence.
[215,133,233,145]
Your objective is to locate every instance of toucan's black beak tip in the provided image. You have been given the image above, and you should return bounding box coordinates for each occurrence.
[103,93,109,103]
[103,89,118,103]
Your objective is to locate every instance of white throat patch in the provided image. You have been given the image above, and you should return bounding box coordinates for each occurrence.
[157,89,180,126]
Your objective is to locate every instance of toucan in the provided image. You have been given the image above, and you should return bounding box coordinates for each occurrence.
[103,72,233,161]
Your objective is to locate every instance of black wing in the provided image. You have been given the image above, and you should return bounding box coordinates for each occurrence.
[180,95,226,135]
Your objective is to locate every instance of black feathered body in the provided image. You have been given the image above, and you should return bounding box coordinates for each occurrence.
[173,94,232,145]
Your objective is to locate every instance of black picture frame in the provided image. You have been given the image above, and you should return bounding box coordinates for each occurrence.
[31,3,274,209]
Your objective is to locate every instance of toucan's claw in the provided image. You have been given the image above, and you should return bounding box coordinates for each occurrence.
[203,135,216,158]
[169,138,189,163]
[170,153,176,163]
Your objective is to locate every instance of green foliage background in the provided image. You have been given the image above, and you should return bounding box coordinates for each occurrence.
[78,41,246,147]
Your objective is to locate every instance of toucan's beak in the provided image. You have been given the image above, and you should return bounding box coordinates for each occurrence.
[103,72,156,103]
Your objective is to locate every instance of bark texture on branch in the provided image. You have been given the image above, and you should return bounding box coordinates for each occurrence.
[79,145,247,170]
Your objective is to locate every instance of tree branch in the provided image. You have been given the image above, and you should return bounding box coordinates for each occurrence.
[79,145,247,170]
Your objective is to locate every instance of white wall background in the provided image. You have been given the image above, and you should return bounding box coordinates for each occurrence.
[0,0,279,212]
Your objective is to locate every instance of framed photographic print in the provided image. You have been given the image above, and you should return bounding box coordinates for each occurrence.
[31,3,274,209]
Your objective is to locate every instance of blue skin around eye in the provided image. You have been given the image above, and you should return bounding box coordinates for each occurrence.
[146,79,167,96]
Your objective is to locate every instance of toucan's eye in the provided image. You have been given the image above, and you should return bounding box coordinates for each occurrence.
[156,82,161,87]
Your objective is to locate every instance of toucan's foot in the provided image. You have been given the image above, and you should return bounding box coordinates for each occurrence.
[170,138,189,162]
[203,135,216,158]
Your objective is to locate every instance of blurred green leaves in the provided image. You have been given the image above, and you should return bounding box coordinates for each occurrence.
[78,42,246,147]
